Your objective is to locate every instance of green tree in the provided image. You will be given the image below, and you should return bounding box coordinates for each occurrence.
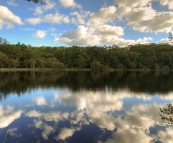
[75,55,86,68]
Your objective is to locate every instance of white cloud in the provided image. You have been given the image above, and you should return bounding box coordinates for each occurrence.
[159,38,169,43]
[26,13,70,25]
[56,24,138,46]
[26,110,67,122]
[88,6,117,25]
[116,6,173,33]
[126,7,156,24]
[88,111,117,130]
[7,0,18,6]
[42,124,55,140]
[105,128,153,143]
[53,90,124,112]
[136,37,153,44]
[32,30,46,38]
[95,24,124,36]
[113,0,152,8]
[34,0,56,15]
[43,13,70,24]
[0,5,23,29]
[126,10,173,33]
[159,0,173,10]
[34,120,55,140]
[56,25,132,47]
[58,25,100,46]
[71,11,89,25]
[55,128,75,140]
[25,17,42,25]
[59,0,81,8]
[101,36,135,47]
[0,105,23,128]
[34,7,43,15]
[157,127,173,143]
[32,96,47,105]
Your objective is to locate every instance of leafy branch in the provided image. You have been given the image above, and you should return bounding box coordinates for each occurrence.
[26,0,47,5]
[159,103,173,124]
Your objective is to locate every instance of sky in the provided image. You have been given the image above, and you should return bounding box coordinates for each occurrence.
[0,0,173,47]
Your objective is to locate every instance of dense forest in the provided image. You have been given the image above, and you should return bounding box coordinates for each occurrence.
[0,37,173,71]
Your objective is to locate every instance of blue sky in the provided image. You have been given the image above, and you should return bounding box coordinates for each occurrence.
[0,0,173,47]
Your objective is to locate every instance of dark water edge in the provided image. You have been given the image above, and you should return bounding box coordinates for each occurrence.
[0,71,173,100]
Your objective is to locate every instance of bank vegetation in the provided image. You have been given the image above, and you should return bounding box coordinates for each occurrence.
[0,38,173,71]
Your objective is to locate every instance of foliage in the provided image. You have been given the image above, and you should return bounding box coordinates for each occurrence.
[160,104,173,124]
[26,0,47,5]
[0,38,173,70]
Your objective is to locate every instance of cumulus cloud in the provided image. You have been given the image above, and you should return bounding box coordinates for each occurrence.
[105,128,152,143]
[57,25,100,46]
[56,25,133,47]
[101,36,135,47]
[32,96,47,105]
[43,13,70,24]
[136,37,153,44]
[32,30,46,38]
[42,125,55,140]
[71,11,90,25]
[95,24,124,36]
[26,110,68,122]
[159,38,170,44]
[0,5,23,29]
[157,127,173,143]
[159,0,173,10]
[54,89,123,111]
[59,0,81,8]
[34,0,56,15]
[126,9,173,33]
[55,128,75,140]
[96,104,161,143]
[113,0,152,8]
[7,0,18,6]
[25,17,42,25]
[26,13,70,25]
[87,111,117,130]
[88,6,117,25]
[126,7,156,24]
[125,104,161,126]
[25,90,164,142]
[116,6,173,33]
[0,105,23,128]
[34,120,55,140]
[158,92,173,100]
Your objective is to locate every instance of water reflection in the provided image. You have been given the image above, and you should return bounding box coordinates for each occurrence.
[160,103,173,125]
[0,71,173,143]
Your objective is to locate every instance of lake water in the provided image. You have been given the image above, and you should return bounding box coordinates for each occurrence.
[0,71,173,143]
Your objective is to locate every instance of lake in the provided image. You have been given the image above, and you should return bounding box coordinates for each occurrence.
[0,71,173,143]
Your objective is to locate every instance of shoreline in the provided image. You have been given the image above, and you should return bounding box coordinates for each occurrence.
[0,68,172,72]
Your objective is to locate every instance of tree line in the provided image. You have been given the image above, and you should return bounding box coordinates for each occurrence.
[0,38,173,71]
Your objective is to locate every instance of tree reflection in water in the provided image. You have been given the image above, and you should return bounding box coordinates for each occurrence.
[160,103,173,124]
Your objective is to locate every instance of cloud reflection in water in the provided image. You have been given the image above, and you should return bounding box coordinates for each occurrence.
[1,88,172,142]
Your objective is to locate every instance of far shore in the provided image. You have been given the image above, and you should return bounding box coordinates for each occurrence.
[0,68,172,72]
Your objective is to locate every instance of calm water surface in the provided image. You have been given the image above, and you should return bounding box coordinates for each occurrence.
[0,71,173,143]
